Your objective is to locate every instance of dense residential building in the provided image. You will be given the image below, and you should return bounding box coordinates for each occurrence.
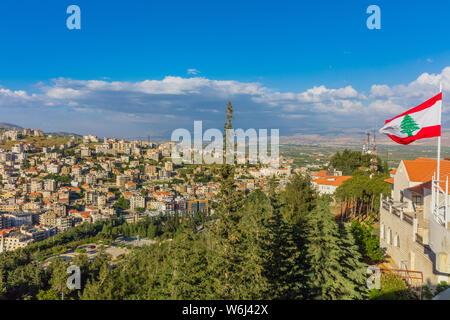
[0,231,34,252]
[130,195,146,211]
[39,212,72,232]
[0,126,293,254]
[116,175,130,187]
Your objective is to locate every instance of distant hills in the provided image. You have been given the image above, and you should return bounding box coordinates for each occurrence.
[48,132,82,139]
[280,129,450,147]
[0,123,82,139]
[1,121,448,147]
[0,122,23,130]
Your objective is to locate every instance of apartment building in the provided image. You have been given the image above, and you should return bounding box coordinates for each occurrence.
[116,175,130,187]
[3,212,34,227]
[187,199,210,215]
[130,195,146,211]
[43,179,57,192]
[0,231,34,252]
[47,163,61,174]
[145,165,158,177]
[40,212,72,232]
[380,158,450,287]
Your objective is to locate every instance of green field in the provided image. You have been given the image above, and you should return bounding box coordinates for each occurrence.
[280,144,447,170]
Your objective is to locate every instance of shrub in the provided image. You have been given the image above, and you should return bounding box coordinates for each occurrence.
[369,272,417,300]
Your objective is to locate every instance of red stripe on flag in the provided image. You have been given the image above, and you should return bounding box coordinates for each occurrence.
[387,125,441,145]
[385,92,442,124]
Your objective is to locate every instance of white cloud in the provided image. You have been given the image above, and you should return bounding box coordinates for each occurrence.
[0,67,449,137]
[187,68,200,75]
[368,67,450,118]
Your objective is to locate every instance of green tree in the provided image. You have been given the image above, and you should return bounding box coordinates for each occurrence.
[264,179,305,299]
[279,173,316,227]
[113,197,130,211]
[335,173,391,220]
[168,230,210,299]
[235,190,272,299]
[302,199,368,300]
[349,220,384,263]
[330,149,385,174]
[37,288,60,300]
[46,258,71,299]
[206,100,249,299]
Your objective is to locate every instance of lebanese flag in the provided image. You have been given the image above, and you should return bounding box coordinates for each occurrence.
[379,92,442,145]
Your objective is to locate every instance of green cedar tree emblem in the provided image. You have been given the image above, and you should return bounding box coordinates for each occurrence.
[400,114,420,137]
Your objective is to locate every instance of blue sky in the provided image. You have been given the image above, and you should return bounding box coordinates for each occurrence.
[1,0,450,138]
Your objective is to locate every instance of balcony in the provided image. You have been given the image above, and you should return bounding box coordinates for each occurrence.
[381,194,426,246]
[381,196,413,225]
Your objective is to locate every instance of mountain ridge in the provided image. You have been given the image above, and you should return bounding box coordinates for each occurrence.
[0,122,23,130]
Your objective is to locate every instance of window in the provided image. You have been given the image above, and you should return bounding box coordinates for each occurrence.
[387,228,392,245]
[410,252,416,270]
[394,234,400,247]
[380,223,385,240]
[412,194,423,206]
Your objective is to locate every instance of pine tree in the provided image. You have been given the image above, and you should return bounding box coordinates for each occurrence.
[280,173,316,227]
[168,230,210,299]
[302,199,368,300]
[37,288,60,300]
[206,100,248,299]
[337,226,369,299]
[264,179,305,299]
[81,262,116,300]
[47,258,71,299]
[237,190,272,299]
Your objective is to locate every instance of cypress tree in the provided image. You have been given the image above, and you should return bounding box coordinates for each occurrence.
[206,100,248,299]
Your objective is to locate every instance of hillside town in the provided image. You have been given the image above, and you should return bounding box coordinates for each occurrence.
[0,127,295,252]
[1,125,448,300]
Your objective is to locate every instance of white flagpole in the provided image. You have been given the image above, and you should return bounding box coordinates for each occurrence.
[436,83,442,220]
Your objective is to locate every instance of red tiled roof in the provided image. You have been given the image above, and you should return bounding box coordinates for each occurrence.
[391,158,450,194]
[313,170,328,177]
[313,176,352,187]
[403,158,450,183]
[0,228,15,236]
